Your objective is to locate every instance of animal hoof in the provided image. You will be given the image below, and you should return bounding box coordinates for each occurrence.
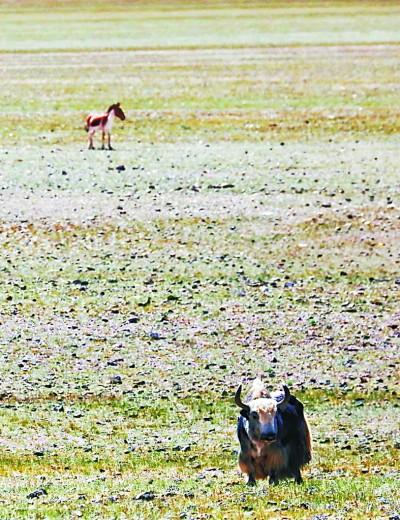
[246,479,256,487]
[101,145,105,150]
[108,146,114,151]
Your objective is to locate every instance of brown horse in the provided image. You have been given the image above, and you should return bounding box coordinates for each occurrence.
[85,103,126,150]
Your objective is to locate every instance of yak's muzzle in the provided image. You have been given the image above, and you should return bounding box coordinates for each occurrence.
[260,432,277,442]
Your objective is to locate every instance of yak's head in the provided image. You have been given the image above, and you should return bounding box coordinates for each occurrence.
[235,379,290,443]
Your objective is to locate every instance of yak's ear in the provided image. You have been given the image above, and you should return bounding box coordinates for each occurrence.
[240,408,250,419]
[116,102,120,106]
[273,385,291,411]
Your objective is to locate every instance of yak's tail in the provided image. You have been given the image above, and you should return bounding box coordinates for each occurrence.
[303,416,312,462]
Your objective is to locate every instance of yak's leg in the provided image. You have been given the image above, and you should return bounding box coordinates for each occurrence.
[107,132,113,151]
[269,471,278,486]
[88,130,95,150]
[294,469,303,484]
[239,454,256,487]
[101,131,106,150]
[247,474,256,487]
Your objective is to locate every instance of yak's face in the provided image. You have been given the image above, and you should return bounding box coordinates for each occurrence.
[236,382,290,444]
[242,398,279,442]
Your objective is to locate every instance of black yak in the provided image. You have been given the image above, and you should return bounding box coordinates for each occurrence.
[235,378,312,486]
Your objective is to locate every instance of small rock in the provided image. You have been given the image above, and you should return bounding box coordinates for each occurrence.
[167,294,179,302]
[116,165,126,171]
[135,491,155,501]
[110,375,122,385]
[163,488,178,497]
[72,279,89,287]
[138,297,151,307]
[172,445,191,452]
[27,488,47,499]
[149,331,162,340]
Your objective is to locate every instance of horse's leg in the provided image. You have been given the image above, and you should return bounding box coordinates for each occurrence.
[107,132,113,151]
[88,130,95,150]
[101,131,106,150]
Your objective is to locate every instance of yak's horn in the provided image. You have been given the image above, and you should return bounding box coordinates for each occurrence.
[235,385,250,411]
[276,384,291,409]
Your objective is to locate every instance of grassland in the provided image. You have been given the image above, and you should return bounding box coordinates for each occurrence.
[0,1,399,518]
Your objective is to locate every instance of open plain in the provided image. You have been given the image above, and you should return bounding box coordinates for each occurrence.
[0,1,399,518]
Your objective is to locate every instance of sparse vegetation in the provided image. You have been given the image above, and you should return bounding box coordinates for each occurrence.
[0,1,399,518]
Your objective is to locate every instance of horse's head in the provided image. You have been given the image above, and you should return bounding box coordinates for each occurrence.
[108,102,126,121]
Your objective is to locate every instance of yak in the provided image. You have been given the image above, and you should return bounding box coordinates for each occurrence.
[235,378,312,486]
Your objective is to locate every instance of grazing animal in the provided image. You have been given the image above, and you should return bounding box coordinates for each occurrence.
[85,103,126,150]
[235,378,312,486]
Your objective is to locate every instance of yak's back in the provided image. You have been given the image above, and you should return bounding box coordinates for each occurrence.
[281,395,312,464]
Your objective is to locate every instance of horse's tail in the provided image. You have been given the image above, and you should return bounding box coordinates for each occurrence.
[84,115,91,132]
